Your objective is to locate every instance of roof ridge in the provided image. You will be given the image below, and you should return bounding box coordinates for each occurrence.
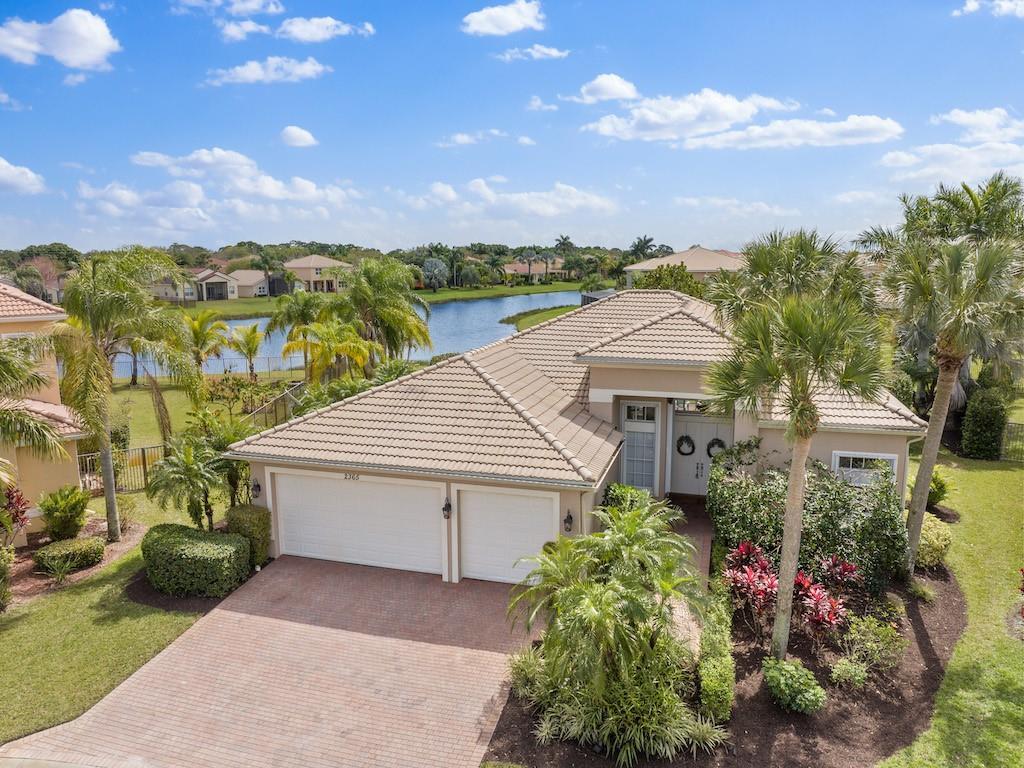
[0,282,64,315]
[463,352,596,483]
[878,388,928,427]
[574,305,686,357]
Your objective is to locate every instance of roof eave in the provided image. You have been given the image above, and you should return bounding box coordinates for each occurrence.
[0,312,66,323]
[575,355,713,369]
[757,419,927,436]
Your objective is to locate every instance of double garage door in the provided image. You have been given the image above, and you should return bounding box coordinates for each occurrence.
[274,472,558,583]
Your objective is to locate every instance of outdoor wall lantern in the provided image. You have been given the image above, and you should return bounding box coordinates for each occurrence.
[442,497,452,519]
[250,478,261,499]
[563,511,574,533]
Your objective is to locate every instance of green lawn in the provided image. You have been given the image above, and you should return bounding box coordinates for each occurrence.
[111,384,195,447]
[513,304,577,331]
[881,451,1024,768]
[1008,395,1024,422]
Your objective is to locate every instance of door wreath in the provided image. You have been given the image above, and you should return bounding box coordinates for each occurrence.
[706,438,727,458]
[676,435,695,456]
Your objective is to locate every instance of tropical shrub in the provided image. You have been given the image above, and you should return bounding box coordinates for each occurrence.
[841,615,907,674]
[976,361,1016,402]
[915,513,953,569]
[141,524,250,597]
[927,470,951,508]
[1,485,30,547]
[961,388,1007,460]
[225,504,271,568]
[830,657,868,689]
[698,577,735,722]
[889,369,916,411]
[38,485,92,541]
[723,542,778,640]
[707,456,907,593]
[632,263,705,298]
[33,536,105,574]
[797,577,846,654]
[116,494,139,535]
[762,657,827,714]
[0,545,13,610]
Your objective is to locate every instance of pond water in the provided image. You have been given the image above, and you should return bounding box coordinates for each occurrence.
[117,290,581,377]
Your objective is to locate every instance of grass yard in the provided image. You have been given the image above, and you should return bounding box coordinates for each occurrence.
[111,384,194,447]
[511,304,576,331]
[1007,395,1024,422]
[881,451,1024,768]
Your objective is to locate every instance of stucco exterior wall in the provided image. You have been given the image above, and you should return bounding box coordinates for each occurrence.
[2,439,81,545]
[0,318,63,404]
[588,365,707,400]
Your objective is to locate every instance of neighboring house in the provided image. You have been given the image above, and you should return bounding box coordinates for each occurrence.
[0,284,85,547]
[227,290,924,585]
[230,269,270,298]
[193,268,238,301]
[503,256,569,284]
[284,255,352,294]
[624,245,743,287]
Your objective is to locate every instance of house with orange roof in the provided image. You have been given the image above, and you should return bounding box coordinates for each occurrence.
[624,245,743,286]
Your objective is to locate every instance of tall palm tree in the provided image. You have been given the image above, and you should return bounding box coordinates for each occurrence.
[515,249,537,281]
[629,235,655,261]
[251,251,285,300]
[555,234,575,256]
[183,309,228,369]
[226,324,264,383]
[282,319,381,382]
[146,436,224,531]
[57,247,200,540]
[882,240,1023,568]
[266,291,325,381]
[540,251,556,281]
[0,338,66,487]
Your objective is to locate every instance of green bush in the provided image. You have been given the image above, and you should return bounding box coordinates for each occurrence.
[601,482,653,511]
[889,369,916,411]
[762,657,827,714]
[915,513,953,569]
[976,361,1016,402]
[830,657,868,689]
[698,578,735,723]
[33,536,105,574]
[116,493,139,535]
[707,458,908,593]
[842,615,907,674]
[632,263,705,298]
[141,523,250,597]
[0,545,13,611]
[38,486,92,541]
[225,504,271,568]
[928,470,951,508]
[960,388,1008,460]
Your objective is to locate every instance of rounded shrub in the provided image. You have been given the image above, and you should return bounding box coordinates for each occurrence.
[39,485,92,541]
[927,470,951,508]
[762,657,826,714]
[915,513,953,569]
[830,657,868,689]
[225,504,271,569]
[141,523,250,597]
[889,369,916,411]
[33,536,105,574]
[960,388,1007,460]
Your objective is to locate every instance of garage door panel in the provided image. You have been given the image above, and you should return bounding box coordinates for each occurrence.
[459,489,555,583]
[275,473,444,574]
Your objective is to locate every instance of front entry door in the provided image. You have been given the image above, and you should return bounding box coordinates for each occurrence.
[621,402,658,493]
[671,417,732,495]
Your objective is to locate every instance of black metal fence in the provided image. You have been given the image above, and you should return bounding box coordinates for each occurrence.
[1003,422,1024,462]
[245,381,306,432]
[110,355,304,382]
[78,444,166,496]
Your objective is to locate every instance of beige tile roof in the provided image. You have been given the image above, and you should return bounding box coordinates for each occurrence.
[284,254,352,270]
[624,245,743,274]
[228,269,270,287]
[2,398,84,438]
[761,388,927,433]
[0,283,65,321]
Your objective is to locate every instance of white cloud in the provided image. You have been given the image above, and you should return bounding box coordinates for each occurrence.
[817,107,837,117]
[218,19,270,41]
[77,179,212,231]
[683,114,903,150]
[563,73,639,104]
[674,196,799,217]
[930,107,1024,142]
[832,189,892,205]
[0,89,26,111]
[495,43,568,62]
[461,0,545,35]
[881,141,1024,183]
[953,0,1024,17]
[281,125,318,147]
[205,56,331,85]
[466,178,615,217]
[225,0,284,15]
[0,9,121,70]
[517,135,537,146]
[63,73,88,86]
[0,155,46,194]
[583,88,797,142]
[436,128,508,148]
[527,94,557,112]
[400,181,460,210]
[277,17,374,43]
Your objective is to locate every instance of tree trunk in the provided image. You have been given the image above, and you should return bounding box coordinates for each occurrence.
[906,360,960,570]
[771,433,813,659]
[98,410,121,542]
[203,489,213,532]
[249,359,256,384]
[130,352,139,387]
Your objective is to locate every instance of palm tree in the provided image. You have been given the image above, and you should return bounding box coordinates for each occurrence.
[555,234,575,256]
[515,249,537,282]
[282,319,382,382]
[881,240,1023,568]
[226,324,263,383]
[421,258,448,293]
[251,251,284,300]
[539,251,556,281]
[266,291,325,381]
[146,436,224,531]
[183,309,228,369]
[186,409,254,507]
[57,247,200,541]
[629,235,655,261]
[0,338,66,487]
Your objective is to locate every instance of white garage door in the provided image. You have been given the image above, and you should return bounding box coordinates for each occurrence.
[275,472,445,574]
[458,488,557,583]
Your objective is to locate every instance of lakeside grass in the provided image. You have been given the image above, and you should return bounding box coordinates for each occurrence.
[509,304,576,331]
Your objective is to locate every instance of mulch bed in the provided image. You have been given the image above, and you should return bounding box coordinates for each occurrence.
[484,568,967,768]
[123,567,224,614]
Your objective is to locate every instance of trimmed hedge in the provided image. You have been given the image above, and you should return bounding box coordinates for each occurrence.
[915,513,953,569]
[707,449,908,594]
[225,504,271,569]
[698,577,735,722]
[961,389,1007,460]
[33,536,105,573]
[141,524,250,598]
[39,485,91,541]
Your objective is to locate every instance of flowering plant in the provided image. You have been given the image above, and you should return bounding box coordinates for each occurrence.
[1,486,30,547]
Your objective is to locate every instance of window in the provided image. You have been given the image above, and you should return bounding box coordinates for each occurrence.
[315,268,322,276]
[625,404,656,422]
[622,402,658,492]
[832,452,897,486]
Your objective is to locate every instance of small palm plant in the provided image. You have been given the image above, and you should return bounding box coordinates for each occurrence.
[266,291,325,381]
[146,436,224,531]
[226,323,263,383]
[282,319,382,382]
[183,309,228,369]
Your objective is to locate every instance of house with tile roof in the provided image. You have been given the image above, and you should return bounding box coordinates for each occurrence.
[624,245,743,286]
[0,284,85,547]
[284,254,352,294]
[227,290,925,584]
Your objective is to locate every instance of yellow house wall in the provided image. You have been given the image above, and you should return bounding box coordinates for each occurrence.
[0,318,63,404]
[2,440,81,544]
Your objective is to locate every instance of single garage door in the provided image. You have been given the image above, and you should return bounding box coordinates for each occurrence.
[458,488,557,583]
[275,472,445,574]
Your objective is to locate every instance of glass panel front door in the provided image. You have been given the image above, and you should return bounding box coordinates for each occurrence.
[622,403,657,492]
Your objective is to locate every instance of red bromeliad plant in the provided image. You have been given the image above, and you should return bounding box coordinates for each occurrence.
[801,582,847,654]
[819,555,860,600]
[1,486,30,547]
[725,542,779,640]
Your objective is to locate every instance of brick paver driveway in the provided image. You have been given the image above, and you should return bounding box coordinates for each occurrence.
[0,557,532,768]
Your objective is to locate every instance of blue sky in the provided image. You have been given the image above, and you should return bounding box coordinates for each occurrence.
[1,0,1022,251]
